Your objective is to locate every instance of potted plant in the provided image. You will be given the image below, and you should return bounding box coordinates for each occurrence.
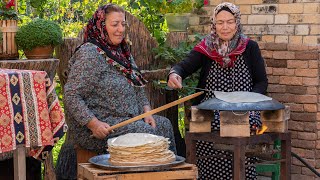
[15,18,63,59]
[161,0,194,32]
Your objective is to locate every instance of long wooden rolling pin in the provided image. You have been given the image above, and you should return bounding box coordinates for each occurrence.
[109,91,203,131]
[91,91,203,137]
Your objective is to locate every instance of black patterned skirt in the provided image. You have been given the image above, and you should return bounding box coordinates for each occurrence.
[195,111,261,180]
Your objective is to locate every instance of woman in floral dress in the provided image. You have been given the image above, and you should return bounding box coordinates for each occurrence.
[56,4,177,179]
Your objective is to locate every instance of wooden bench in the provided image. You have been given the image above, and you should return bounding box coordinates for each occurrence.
[78,162,198,180]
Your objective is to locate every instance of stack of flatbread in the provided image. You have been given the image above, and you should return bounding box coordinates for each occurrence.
[107,133,176,166]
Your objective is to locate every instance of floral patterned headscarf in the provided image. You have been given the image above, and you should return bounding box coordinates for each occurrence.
[83,4,147,87]
[194,2,249,68]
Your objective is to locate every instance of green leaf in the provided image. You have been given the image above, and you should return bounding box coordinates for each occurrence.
[131,2,140,9]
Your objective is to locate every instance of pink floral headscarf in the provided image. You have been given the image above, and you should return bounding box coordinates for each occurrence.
[194,2,249,68]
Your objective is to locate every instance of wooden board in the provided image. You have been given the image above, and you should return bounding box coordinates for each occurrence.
[189,121,211,133]
[261,105,290,122]
[220,125,250,137]
[0,20,18,59]
[261,110,284,122]
[220,111,250,137]
[190,106,214,122]
[263,120,288,133]
[78,162,198,180]
[76,146,98,164]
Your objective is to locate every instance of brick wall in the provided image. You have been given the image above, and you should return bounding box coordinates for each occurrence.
[259,42,319,179]
[188,0,320,45]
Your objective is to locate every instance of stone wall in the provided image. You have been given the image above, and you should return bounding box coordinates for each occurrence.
[189,0,320,45]
[259,42,319,179]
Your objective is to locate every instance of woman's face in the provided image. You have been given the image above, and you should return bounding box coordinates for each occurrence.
[105,11,126,46]
[215,10,237,41]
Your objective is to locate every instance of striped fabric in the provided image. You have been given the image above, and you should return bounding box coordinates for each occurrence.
[0,69,65,160]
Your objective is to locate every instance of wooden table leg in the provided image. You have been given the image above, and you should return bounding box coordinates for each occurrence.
[44,152,56,180]
[185,133,196,165]
[13,145,26,180]
[281,134,291,180]
[233,141,245,180]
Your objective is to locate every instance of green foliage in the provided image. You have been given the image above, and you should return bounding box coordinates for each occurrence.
[30,0,47,9]
[170,0,193,13]
[192,0,206,14]
[52,134,65,166]
[153,43,190,67]
[0,0,18,20]
[16,0,169,42]
[29,0,48,18]
[178,105,186,137]
[128,0,168,44]
[128,0,198,43]
[16,0,121,37]
[54,75,64,108]
[162,0,194,14]
[193,0,204,10]
[15,18,63,50]
[153,33,205,67]
[153,34,205,96]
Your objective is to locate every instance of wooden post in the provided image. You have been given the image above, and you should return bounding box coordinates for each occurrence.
[15,0,18,12]
[43,153,56,180]
[13,145,26,180]
[233,141,246,180]
[281,133,291,180]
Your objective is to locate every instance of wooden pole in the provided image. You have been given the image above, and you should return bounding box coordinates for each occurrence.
[15,0,18,12]
[90,91,204,138]
[108,91,204,131]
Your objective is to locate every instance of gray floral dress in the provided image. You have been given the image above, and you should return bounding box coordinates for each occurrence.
[64,43,176,154]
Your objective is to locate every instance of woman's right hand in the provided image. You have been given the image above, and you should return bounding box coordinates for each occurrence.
[86,118,111,139]
[167,73,182,89]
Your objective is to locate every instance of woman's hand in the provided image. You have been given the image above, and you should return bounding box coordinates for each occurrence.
[143,105,156,128]
[86,118,111,139]
[167,73,182,89]
[144,115,156,128]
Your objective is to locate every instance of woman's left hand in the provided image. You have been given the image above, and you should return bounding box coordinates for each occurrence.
[143,105,156,128]
[144,115,156,128]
